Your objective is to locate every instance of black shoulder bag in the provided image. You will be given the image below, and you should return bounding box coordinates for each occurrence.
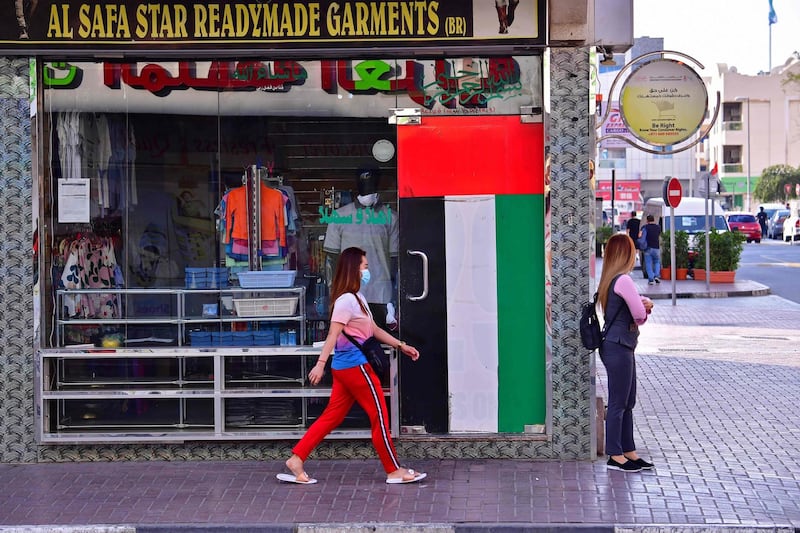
[342,331,390,378]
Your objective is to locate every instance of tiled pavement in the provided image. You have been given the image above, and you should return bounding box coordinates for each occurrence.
[1,289,800,532]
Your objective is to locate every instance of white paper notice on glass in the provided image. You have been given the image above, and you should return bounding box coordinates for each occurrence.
[57,178,90,223]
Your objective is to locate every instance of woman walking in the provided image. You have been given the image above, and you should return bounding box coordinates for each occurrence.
[278,247,426,484]
[597,234,654,472]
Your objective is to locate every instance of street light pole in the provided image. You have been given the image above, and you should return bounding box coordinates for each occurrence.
[744,97,751,212]
[736,96,752,211]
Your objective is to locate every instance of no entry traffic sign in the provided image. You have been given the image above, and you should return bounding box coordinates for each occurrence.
[663,177,683,209]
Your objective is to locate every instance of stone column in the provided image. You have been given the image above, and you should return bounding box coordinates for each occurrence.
[548,47,597,459]
[0,57,35,463]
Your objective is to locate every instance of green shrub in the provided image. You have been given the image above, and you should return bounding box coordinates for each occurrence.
[693,230,745,271]
[659,230,689,268]
[596,225,613,244]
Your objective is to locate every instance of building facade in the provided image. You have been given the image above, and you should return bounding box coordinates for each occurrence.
[0,0,627,463]
[708,54,800,211]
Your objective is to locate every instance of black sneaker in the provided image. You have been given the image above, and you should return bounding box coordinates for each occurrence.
[607,457,642,472]
[630,457,654,470]
[654,278,661,284]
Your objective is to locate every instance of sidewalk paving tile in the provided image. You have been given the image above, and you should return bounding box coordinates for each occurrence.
[2,275,800,531]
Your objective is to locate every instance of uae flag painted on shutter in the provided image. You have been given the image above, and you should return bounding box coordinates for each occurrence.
[397,115,547,433]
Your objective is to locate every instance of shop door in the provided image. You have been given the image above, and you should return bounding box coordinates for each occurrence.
[397,114,544,434]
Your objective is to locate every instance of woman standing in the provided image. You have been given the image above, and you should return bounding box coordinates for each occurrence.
[278,247,426,485]
[597,234,654,472]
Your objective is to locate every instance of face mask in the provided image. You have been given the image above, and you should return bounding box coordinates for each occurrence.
[358,193,378,207]
[360,269,371,286]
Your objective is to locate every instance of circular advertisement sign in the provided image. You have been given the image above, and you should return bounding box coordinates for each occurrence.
[619,59,708,147]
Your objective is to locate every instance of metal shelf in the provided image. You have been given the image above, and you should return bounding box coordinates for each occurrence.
[36,346,399,443]
[55,286,307,347]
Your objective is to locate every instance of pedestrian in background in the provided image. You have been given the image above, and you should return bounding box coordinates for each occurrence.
[757,207,769,239]
[597,233,654,472]
[642,215,661,285]
[625,211,646,279]
[278,247,426,485]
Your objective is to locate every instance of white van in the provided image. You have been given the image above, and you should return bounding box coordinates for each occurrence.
[643,197,728,248]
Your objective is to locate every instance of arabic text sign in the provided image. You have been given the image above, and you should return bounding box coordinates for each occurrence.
[318,205,392,226]
[44,58,538,116]
[619,59,708,147]
[0,0,544,51]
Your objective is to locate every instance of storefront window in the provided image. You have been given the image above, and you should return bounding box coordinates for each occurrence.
[39,56,541,350]
[36,56,542,439]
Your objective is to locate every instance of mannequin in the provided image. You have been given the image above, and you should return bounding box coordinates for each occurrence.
[494,0,520,34]
[323,168,398,329]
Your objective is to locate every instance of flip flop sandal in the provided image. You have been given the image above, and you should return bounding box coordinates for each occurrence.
[385,469,427,484]
[276,473,318,484]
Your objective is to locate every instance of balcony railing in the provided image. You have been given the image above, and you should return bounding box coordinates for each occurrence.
[597,160,627,169]
[722,163,743,173]
[722,121,743,131]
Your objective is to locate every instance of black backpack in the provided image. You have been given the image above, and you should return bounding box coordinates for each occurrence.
[579,292,621,351]
[579,293,603,350]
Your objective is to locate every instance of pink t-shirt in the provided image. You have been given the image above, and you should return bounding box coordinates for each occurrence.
[613,274,649,324]
[330,292,374,369]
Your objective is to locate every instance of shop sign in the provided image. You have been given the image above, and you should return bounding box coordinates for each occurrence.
[44,57,541,116]
[619,59,707,147]
[0,0,545,54]
[600,102,634,148]
[595,181,640,202]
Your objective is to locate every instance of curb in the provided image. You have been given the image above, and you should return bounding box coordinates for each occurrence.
[0,525,794,533]
[643,286,771,300]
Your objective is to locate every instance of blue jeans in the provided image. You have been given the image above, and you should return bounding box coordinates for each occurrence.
[644,247,661,281]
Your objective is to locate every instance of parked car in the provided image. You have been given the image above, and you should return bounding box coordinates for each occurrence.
[725,212,761,243]
[783,211,800,243]
[758,202,786,223]
[768,209,790,239]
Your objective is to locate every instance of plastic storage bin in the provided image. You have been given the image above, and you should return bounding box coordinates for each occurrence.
[185,267,207,289]
[185,267,230,289]
[237,270,297,288]
[253,328,279,346]
[212,332,234,346]
[231,331,253,346]
[233,297,298,317]
[188,331,212,346]
[207,267,230,289]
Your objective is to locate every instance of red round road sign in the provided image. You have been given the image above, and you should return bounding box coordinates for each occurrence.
[663,177,683,209]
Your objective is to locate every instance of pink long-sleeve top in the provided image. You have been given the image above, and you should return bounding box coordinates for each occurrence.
[612,274,649,325]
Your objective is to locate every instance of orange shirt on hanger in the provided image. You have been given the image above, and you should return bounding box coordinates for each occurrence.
[224,185,286,246]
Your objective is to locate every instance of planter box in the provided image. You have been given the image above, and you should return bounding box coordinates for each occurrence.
[660,267,671,280]
[709,270,736,283]
[692,269,706,281]
[676,268,689,280]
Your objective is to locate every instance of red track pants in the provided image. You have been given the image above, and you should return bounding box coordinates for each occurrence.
[292,363,400,474]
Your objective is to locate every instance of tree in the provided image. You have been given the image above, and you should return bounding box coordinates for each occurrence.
[753,164,800,203]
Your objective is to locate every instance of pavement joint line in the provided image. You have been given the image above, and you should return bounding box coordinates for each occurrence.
[613,527,795,533]
[747,262,800,267]
[0,525,136,533]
